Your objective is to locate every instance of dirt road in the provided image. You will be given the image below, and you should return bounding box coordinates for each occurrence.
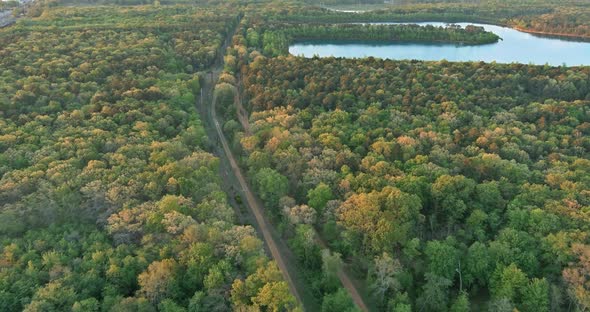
[210,90,305,306]
[201,15,370,312]
[210,78,369,312]
[316,238,370,312]
[198,16,312,311]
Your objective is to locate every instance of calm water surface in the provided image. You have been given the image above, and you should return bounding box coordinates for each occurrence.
[289,22,590,66]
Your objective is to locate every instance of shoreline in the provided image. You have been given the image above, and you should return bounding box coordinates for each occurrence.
[292,37,499,46]
[320,6,590,42]
[512,26,590,41]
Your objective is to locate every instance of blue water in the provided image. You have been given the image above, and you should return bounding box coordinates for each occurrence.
[289,22,590,66]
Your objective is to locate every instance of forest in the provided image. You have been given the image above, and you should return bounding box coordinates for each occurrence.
[228,55,590,312]
[261,1,590,38]
[1,0,590,311]
[212,3,590,310]
[0,5,296,312]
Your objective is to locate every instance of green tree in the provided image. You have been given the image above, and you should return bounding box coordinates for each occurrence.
[464,242,492,288]
[214,83,236,119]
[158,299,187,312]
[246,28,260,47]
[110,297,156,312]
[417,273,452,312]
[72,298,99,312]
[521,278,549,312]
[23,282,77,312]
[490,263,528,303]
[290,225,321,269]
[253,168,289,211]
[487,298,514,312]
[425,238,460,280]
[449,291,469,312]
[431,175,476,229]
[308,183,334,213]
[321,288,360,312]
[322,249,343,291]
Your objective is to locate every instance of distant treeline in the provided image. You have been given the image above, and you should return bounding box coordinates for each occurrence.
[256,2,590,38]
[0,1,19,11]
[0,5,297,312]
[266,4,551,24]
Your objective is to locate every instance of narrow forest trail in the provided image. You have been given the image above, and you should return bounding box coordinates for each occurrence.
[199,14,371,312]
[213,25,369,312]
[210,86,306,308]
[226,89,371,311]
[197,16,315,311]
[315,237,370,312]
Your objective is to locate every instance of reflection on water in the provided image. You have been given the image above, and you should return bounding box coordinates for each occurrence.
[289,22,590,66]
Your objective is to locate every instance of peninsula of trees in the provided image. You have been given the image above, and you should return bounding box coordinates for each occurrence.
[255,23,500,57]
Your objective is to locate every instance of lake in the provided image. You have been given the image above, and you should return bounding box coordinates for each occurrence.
[289,22,590,66]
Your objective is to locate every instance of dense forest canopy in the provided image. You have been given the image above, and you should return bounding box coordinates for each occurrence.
[212,2,590,310]
[231,54,590,311]
[1,0,590,311]
[0,5,297,312]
